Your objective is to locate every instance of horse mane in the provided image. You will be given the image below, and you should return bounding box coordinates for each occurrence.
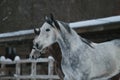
[59,21,71,33]
[59,21,93,48]
[45,14,93,48]
[80,37,94,48]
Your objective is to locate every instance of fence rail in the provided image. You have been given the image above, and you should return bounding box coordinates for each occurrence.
[0,15,120,38]
[0,56,60,80]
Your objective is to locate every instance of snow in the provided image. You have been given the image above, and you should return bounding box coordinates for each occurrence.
[6,58,12,62]
[0,56,6,61]
[48,56,54,60]
[14,56,20,61]
[0,56,12,62]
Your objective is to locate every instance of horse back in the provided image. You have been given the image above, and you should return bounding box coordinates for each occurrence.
[113,39,120,47]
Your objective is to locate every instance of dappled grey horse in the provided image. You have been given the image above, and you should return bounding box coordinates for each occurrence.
[30,14,120,80]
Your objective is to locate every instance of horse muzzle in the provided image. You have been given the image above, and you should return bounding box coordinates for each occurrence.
[29,48,43,59]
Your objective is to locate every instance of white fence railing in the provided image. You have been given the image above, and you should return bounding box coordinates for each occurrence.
[69,15,120,28]
[0,15,120,38]
[0,56,59,80]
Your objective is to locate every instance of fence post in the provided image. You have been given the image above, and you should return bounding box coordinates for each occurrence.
[15,62,21,80]
[48,56,54,80]
[1,63,5,75]
[31,61,36,80]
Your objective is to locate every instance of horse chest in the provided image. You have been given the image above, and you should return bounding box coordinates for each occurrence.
[62,52,79,67]
[61,57,90,80]
[61,51,91,79]
[61,52,80,75]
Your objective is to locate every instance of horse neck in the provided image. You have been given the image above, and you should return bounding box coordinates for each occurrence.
[57,29,83,55]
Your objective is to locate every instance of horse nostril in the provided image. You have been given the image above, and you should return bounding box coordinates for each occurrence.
[35,43,43,50]
[36,43,39,49]
[39,45,43,50]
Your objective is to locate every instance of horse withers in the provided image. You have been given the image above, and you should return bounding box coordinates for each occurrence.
[31,14,120,80]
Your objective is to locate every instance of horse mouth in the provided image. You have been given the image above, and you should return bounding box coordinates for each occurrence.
[37,46,49,54]
[31,44,51,59]
[40,48,47,54]
[30,47,48,59]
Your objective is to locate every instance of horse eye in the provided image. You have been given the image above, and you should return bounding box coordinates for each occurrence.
[46,28,50,32]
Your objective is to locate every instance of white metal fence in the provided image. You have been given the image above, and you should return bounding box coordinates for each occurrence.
[0,15,120,38]
[0,56,59,80]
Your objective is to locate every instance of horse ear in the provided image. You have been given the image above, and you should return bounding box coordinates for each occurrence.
[34,28,40,35]
[53,20,60,30]
[45,16,53,26]
[50,13,54,21]
[45,14,60,30]
[50,14,60,30]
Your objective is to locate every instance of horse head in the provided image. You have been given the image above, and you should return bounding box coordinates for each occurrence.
[32,14,61,56]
